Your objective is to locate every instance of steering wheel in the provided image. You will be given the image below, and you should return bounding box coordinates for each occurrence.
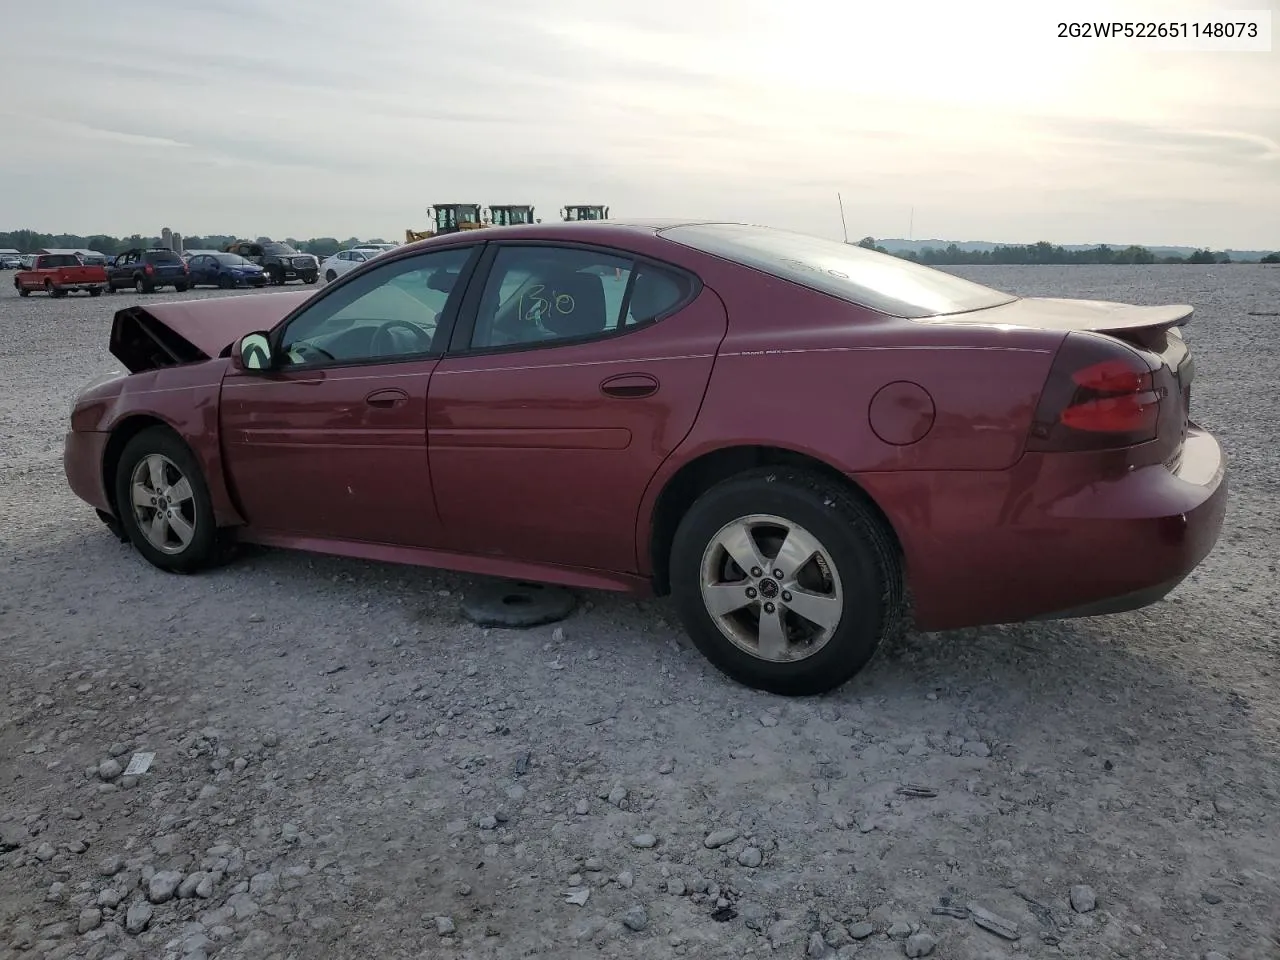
[370,319,433,357]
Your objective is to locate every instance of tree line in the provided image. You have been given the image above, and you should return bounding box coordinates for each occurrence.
[2,228,1274,265]
[0,230,388,260]
[856,237,1278,265]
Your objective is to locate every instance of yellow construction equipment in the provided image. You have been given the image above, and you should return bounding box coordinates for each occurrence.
[561,204,610,221]
[405,203,486,243]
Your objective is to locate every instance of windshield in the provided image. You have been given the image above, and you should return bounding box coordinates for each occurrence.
[658,223,1017,319]
[215,253,251,266]
[263,243,300,255]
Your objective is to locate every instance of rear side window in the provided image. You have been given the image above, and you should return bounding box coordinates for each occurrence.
[659,222,1017,319]
[40,254,81,268]
[144,250,181,264]
[626,264,692,324]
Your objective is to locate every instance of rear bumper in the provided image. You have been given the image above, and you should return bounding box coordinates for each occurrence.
[858,424,1228,631]
[64,430,112,515]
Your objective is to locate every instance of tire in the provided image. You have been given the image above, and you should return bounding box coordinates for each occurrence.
[325,269,337,283]
[668,467,904,696]
[135,277,152,294]
[113,427,219,574]
[303,274,317,285]
[269,267,284,286]
[218,275,233,290]
[88,287,102,297]
[175,283,189,293]
[18,286,29,297]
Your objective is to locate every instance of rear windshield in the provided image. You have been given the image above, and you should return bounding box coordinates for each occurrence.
[658,223,1017,319]
[144,250,182,264]
[40,254,82,268]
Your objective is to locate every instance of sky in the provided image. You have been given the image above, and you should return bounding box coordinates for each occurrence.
[0,0,1276,249]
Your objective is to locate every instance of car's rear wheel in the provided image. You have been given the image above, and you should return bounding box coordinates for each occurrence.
[135,277,152,294]
[88,287,102,296]
[113,427,219,574]
[175,282,189,292]
[668,467,903,696]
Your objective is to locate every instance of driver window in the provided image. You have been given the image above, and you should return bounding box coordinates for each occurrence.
[278,246,473,367]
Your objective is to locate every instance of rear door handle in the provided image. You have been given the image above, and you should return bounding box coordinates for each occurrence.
[600,373,659,399]
[366,388,409,407]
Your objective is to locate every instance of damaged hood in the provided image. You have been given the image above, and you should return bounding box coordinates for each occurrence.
[109,290,314,373]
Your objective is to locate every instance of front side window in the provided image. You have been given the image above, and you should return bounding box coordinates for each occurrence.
[278,246,474,367]
[468,246,694,350]
[659,223,1017,319]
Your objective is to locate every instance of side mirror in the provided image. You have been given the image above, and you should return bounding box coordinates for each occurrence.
[231,332,272,372]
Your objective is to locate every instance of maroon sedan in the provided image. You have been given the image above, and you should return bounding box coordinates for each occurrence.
[65,221,1227,695]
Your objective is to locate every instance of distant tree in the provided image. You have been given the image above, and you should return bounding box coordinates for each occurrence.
[1187,249,1217,264]
[1262,252,1280,263]
[857,236,877,248]
[301,237,342,258]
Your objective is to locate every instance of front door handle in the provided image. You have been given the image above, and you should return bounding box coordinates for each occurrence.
[365,388,409,408]
[600,373,659,399]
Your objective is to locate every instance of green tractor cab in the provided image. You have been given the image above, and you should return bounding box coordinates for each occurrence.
[560,204,610,222]
[431,203,485,235]
[487,205,537,226]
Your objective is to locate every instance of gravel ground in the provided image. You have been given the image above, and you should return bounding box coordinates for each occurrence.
[1,266,1278,960]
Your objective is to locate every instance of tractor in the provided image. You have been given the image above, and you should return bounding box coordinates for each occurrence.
[560,204,610,222]
[486,205,536,227]
[405,203,486,243]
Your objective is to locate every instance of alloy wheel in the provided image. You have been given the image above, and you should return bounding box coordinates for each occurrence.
[129,454,197,555]
[698,513,844,663]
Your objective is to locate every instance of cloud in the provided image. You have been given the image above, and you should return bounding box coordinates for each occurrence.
[0,0,1274,248]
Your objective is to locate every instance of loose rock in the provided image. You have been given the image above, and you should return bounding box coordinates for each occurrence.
[704,827,739,849]
[622,905,649,931]
[1070,884,1098,913]
[78,908,102,934]
[848,920,875,939]
[631,833,657,849]
[147,870,183,904]
[125,901,153,935]
[737,846,763,867]
[905,932,938,957]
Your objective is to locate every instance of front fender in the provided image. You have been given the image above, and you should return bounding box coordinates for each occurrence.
[95,360,245,526]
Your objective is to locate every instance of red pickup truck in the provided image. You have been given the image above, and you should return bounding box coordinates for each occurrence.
[13,254,109,298]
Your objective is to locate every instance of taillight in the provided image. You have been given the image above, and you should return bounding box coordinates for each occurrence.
[1026,331,1160,452]
[144,263,155,275]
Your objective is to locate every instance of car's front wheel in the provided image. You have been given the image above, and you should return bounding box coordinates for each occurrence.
[325,269,337,283]
[113,427,219,573]
[668,467,903,696]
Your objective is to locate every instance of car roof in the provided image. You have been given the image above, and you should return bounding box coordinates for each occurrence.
[394,219,723,257]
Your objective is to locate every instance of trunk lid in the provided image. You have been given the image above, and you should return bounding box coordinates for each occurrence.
[109,290,313,373]
[917,296,1193,335]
